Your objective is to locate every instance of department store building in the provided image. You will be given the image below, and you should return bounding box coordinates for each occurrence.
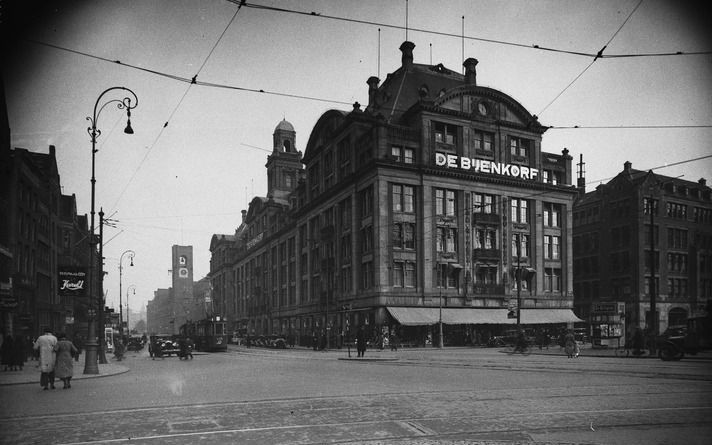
[210,41,582,346]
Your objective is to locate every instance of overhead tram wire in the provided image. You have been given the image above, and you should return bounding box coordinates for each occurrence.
[537,0,644,117]
[25,36,712,129]
[108,3,245,214]
[230,1,712,59]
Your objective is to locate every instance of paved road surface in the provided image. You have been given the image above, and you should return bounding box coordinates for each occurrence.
[1,346,710,444]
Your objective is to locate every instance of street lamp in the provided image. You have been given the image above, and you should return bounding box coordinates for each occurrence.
[126,284,136,336]
[84,87,138,375]
[119,249,135,339]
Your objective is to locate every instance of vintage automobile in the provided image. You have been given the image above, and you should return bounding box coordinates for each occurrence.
[148,334,180,357]
[657,316,712,361]
[127,336,144,352]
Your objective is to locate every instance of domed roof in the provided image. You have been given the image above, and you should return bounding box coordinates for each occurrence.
[275,118,294,132]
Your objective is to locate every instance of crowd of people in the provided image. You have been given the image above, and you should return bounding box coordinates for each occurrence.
[1,327,82,390]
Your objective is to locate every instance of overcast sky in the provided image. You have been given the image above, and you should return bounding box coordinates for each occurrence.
[3,0,711,317]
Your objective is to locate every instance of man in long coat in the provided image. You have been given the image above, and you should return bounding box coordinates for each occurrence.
[34,328,58,389]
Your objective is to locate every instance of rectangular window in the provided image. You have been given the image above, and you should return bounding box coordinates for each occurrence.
[543,202,562,227]
[361,261,373,290]
[544,268,561,292]
[361,225,373,253]
[393,262,404,287]
[473,193,495,214]
[392,184,415,213]
[512,234,530,257]
[405,262,416,287]
[404,223,415,249]
[436,264,459,289]
[544,235,561,260]
[392,146,415,164]
[473,130,493,152]
[434,122,457,146]
[360,186,373,218]
[436,227,458,253]
[510,137,530,158]
[510,198,529,223]
[436,189,457,216]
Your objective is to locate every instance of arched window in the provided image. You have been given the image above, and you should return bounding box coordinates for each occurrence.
[283,140,292,152]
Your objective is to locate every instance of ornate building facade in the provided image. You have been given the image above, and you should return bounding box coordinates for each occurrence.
[210,41,581,346]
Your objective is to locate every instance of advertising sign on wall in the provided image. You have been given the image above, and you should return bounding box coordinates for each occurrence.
[58,267,87,297]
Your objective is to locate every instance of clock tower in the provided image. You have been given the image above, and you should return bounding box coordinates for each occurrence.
[171,245,194,334]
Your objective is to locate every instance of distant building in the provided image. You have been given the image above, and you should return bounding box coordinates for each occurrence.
[210,41,581,346]
[146,245,207,335]
[573,161,712,346]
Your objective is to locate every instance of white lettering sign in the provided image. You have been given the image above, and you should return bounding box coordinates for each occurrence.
[435,152,539,180]
[60,280,85,291]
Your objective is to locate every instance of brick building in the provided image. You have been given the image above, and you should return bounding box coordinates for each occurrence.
[573,161,712,346]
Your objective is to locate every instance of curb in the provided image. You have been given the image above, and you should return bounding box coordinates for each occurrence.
[0,364,130,387]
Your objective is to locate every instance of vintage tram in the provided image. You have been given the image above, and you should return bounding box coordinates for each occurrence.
[179,318,228,352]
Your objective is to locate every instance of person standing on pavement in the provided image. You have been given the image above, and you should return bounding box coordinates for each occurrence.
[34,328,58,390]
[1,335,15,371]
[564,329,576,358]
[12,334,26,371]
[54,333,78,389]
[356,326,367,358]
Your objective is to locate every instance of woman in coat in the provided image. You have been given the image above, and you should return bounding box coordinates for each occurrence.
[54,333,78,389]
[34,328,57,389]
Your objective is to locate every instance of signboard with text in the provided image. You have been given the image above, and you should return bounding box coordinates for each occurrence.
[58,267,87,297]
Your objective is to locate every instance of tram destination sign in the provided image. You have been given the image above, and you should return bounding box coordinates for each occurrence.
[435,152,539,181]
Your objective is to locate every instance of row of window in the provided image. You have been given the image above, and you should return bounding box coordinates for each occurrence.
[393,184,564,228]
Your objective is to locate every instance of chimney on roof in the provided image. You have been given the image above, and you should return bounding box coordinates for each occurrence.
[624,161,632,173]
[49,145,55,157]
[700,178,707,187]
[367,76,380,108]
[463,58,478,85]
[400,41,415,69]
[241,210,246,223]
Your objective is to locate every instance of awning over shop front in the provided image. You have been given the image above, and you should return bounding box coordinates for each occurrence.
[386,307,511,326]
[516,309,584,324]
[386,307,583,326]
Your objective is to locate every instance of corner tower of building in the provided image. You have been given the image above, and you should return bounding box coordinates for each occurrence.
[266,119,304,199]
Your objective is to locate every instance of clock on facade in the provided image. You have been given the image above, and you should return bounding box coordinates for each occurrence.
[179,267,188,278]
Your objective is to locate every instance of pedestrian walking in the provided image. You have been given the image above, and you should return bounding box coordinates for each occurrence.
[13,334,26,371]
[34,328,58,390]
[1,335,15,371]
[356,326,367,358]
[54,333,78,389]
[73,334,84,362]
[564,329,576,358]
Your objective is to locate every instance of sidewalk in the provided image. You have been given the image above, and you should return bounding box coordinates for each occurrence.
[0,353,129,386]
